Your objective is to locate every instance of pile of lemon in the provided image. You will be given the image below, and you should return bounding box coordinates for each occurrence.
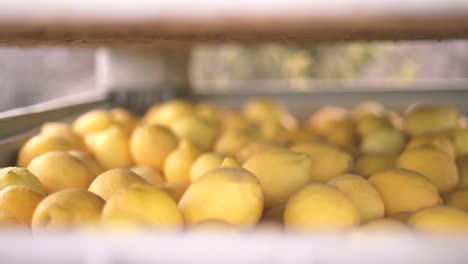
[2,99,468,234]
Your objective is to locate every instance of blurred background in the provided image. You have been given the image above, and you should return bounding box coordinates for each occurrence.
[2,40,468,111]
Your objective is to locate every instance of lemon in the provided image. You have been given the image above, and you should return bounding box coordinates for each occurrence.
[28,151,93,194]
[284,183,359,232]
[398,146,459,193]
[144,100,194,126]
[322,120,358,154]
[85,125,133,170]
[110,108,138,134]
[328,174,384,223]
[179,165,263,228]
[354,154,398,178]
[130,166,164,187]
[88,168,146,201]
[32,189,105,230]
[17,134,75,167]
[351,101,385,120]
[408,205,468,234]
[356,114,393,137]
[447,128,468,156]
[358,218,410,232]
[160,182,189,202]
[219,157,242,169]
[444,187,468,211]
[40,122,88,152]
[456,154,468,187]
[0,185,45,226]
[306,106,349,134]
[169,115,220,151]
[190,153,226,182]
[261,205,285,224]
[130,125,178,170]
[0,167,45,194]
[236,141,284,163]
[68,151,104,180]
[214,129,260,157]
[73,110,114,136]
[243,98,286,125]
[291,142,353,182]
[195,102,223,124]
[242,149,311,209]
[360,128,405,154]
[404,104,459,136]
[368,169,441,215]
[259,121,289,144]
[102,183,183,229]
[164,140,201,184]
[222,113,257,132]
[406,134,455,159]
[284,126,319,145]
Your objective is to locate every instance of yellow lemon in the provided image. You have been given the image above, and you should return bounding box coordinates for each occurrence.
[242,149,311,209]
[27,151,93,194]
[408,205,468,234]
[130,166,164,187]
[354,154,398,178]
[144,100,194,126]
[40,122,88,152]
[306,106,349,134]
[164,140,201,184]
[179,166,263,228]
[68,151,104,180]
[73,110,114,136]
[160,182,189,202]
[243,98,286,125]
[328,174,384,223]
[102,183,183,229]
[368,169,441,215]
[360,128,405,154]
[236,141,284,163]
[169,115,220,151]
[195,102,223,124]
[85,125,133,170]
[291,142,353,182]
[398,146,459,193]
[214,129,260,157]
[110,108,138,134]
[404,104,459,136]
[356,114,393,137]
[0,167,45,194]
[446,128,468,156]
[351,101,385,120]
[444,187,468,211]
[17,134,75,167]
[130,125,178,170]
[32,189,104,230]
[0,185,45,226]
[190,153,226,182]
[88,168,146,201]
[284,183,359,232]
[406,134,455,159]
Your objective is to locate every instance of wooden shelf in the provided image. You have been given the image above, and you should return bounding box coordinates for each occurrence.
[1,0,468,45]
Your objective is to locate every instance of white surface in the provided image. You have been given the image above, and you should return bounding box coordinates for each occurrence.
[0,231,467,263]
